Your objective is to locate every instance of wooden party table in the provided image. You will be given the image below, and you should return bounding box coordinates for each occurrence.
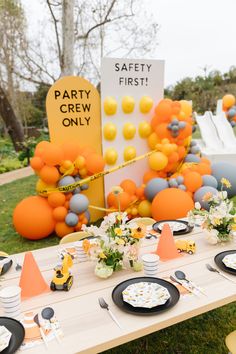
[2,226,236,354]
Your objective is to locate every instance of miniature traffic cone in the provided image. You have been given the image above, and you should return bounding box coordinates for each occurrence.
[19,252,49,299]
[154,223,182,261]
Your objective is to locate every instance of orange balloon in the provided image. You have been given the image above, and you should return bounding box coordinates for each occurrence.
[184,172,202,192]
[112,192,131,211]
[30,156,44,171]
[86,153,105,174]
[13,196,55,239]
[143,170,159,183]
[64,201,70,209]
[171,101,181,115]
[65,192,73,200]
[39,165,60,184]
[41,143,64,166]
[195,163,212,175]
[148,152,168,171]
[34,141,50,158]
[61,142,82,162]
[81,146,96,158]
[178,123,192,139]
[223,94,235,108]
[162,143,175,156]
[168,152,179,164]
[200,157,211,165]
[177,146,186,160]
[154,101,172,122]
[180,100,192,117]
[135,186,145,199]
[155,124,172,140]
[48,192,66,208]
[55,222,74,238]
[107,192,116,207]
[120,179,137,195]
[52,206,67,221]
[151,189,194,221]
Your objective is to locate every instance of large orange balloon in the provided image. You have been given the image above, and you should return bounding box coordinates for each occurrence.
[13,196,55,239]
[178,123,192,139]
[86,153,105,174]
[34,141,50,158]
[154,101,172,122]
[120,179,137,195]
[184,171,202,192]
[112,192,131,211]
[61,142,82,162]
[195,163,212,175]
[155,124,172,140]
[41,143,64,166]
[39,165,60,184]
[30,156,44,171]
[52,206,67,221]
[151,189,194,221]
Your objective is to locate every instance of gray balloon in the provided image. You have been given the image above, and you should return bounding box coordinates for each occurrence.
[190,146,200,154]
[81,183,89,191]
[184,154,201,163]
[144,178,169,201]
[211,162,236,197]
[194,186,218,210]
[202,175,218,189]
[169,178,178,188]
[190,140,197,147]
[178,184,186,191]
[84,210,90,223]
[176,176,184,184]
[73,186,81,194]
[227,108,236,118]
[74,176,81,182]
[171,125,179,132]
[172,118,179,124]
[65,212,79,227]
[58,176,75,188]
[179,121,186,129]
[69,194,89,213]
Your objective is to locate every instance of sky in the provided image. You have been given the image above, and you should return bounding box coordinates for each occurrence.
[21,0,236,87]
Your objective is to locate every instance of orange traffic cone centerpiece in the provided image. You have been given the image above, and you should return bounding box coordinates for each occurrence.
[19,252,50,299]
[154,223,182,261]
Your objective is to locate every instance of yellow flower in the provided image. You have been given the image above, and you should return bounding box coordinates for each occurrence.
[116,238,125,245]
[99,252,107,259]
[131,227,145,239]
[111,186,124,195]
[114,227,123,236]
[202,192,212,202]
[221,178,231,189]
[231,224,236,231]
[212,218,222,226]
[82,239,91,253]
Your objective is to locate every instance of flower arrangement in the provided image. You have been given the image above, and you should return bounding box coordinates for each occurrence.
[188,178,236,244]
[82,210,145,278]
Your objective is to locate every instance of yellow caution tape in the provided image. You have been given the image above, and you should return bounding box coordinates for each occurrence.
[38,149,157,196]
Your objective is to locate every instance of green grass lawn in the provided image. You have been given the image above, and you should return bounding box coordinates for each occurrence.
[0,175,235,353]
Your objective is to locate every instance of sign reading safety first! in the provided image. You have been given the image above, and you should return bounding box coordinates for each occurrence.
[46,76,104,220]
[101,58,164,200]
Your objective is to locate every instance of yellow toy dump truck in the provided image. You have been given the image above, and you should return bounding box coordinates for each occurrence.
[175,239,196,255]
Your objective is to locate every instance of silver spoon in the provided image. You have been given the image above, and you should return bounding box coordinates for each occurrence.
[98,297,123,329]
[175,270,207,296]
[206,263,236,283]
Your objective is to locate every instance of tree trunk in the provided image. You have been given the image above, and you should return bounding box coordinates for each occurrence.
[0,85,24,151]
[61,0,74,76]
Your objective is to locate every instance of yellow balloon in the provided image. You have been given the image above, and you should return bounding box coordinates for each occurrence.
[162,143,175,156]
[180,100,192,117]
[123,122,136,139]
[105,148,118,165]
[74,155,86,169]
[148,132,160,150]
[103,122,117,140]
[103,96,117,115]
[223,94,235,108]
[122,96,135,114]
[124,146,136,161]
[138,200,152,217]
[36,179,56,196]
[139,96,153,113]
[138,121,152,138]
[148,152,168,171]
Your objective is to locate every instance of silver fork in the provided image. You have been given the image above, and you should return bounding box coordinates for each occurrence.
[98,297,123,329]
[206,263,236,283]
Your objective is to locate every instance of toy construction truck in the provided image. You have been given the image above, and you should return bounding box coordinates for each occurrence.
[175,239,196,255]
[50,253,73,291]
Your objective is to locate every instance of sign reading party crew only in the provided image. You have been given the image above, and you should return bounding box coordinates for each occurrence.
[46,76,104,221]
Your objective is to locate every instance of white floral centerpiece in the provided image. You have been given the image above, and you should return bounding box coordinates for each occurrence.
[82,187,145,278]
[188,178,236,244]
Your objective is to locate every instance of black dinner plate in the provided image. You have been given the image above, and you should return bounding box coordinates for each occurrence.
[112,277,180,315]
[153,220,194,236]
[0,257,12,276]
[0,317,25,354]
[214,250,236,275]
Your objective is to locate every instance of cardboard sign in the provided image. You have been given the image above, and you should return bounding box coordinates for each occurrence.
[46,76,105,220]
[101,58,164,200]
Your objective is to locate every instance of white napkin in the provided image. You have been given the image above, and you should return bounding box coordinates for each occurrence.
[0,325,12,351]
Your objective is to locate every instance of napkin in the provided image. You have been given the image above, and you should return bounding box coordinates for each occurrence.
[0,325,12,351]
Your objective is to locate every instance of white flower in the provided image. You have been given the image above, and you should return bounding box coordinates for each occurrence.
[205,229,219,245]
[195,202,201,210]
